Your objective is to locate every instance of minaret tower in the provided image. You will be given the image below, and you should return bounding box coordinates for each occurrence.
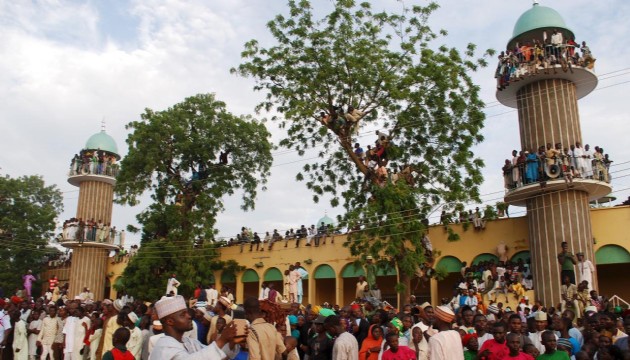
[62,125,121,300]
[497,3,611,306]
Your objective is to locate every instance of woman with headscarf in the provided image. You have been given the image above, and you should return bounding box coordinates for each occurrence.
[359,325,384,360]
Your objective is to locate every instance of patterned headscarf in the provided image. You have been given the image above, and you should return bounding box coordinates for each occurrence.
[389,317,403,336]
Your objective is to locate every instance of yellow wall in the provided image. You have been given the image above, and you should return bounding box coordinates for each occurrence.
[84,206,630,305]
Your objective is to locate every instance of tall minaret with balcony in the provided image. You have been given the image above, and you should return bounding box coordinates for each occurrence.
[63,126,121,300]
[497,3,611,306]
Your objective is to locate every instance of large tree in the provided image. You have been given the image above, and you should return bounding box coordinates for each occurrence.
[0,175,63,296]
[115,93,272,298]
[234,0,492,305]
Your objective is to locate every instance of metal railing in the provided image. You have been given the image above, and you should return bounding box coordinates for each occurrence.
[60,222,125,246]
[503,155,611,191]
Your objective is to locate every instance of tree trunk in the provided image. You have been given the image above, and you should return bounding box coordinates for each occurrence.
[398,270,412,310]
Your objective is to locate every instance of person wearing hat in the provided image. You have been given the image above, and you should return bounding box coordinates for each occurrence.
[206,297,232,345]
[528,311,557,354]
[307,315,333,360]
[98,299,122,359]
[244,297,286,360]
[79,287,94,303]
[166,274,180,296]
[121,310,142,360]
[427,305,464,359]
[149,295,241,360]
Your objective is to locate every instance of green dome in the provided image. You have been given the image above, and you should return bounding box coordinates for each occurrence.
[85,130,119,155]
[508,3,574,48]
[316,214,334,227]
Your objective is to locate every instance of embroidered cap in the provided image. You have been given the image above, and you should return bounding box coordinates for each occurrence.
[434,305,455,323]
[155,295,187,319]
[127,312,139,323]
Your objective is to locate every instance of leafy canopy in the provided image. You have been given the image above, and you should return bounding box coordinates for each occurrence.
[0,175,63,294]
[234,0,492,297]
[114,93,272,298]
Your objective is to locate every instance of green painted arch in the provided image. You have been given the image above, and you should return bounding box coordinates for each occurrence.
[376,267,397,276]
[314,264,336,279]
[472,253,499,265]
[511,251,531,263]
[221,271,236,284]
[436,256,463,273]
[241,269,260,283]
[596,245,630,265]
[264,267,284,282]
[341,263,366,278]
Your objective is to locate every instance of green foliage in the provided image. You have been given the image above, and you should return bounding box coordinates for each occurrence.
[483,205,497,220]
[114,240,244,300]
[0,175,63,295]
[235,1,491,298]
[115,93,272,299]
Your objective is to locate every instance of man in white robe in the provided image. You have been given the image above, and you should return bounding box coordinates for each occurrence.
[577,253,596,291]
[149,295,242,360]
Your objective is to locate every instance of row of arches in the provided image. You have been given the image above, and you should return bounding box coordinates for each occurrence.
[236,263,398,306]
[434,245,630,301]
[436,245,630,273]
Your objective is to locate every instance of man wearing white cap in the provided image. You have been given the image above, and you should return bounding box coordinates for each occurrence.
[427,305,464,360]
[122,310,142,360]
[528,311,557,354]
[99,299,122,358]
[149,295,241,360]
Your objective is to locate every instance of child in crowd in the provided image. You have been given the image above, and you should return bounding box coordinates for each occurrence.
[102,327,133,360]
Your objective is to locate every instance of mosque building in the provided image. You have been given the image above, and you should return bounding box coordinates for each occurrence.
[45,2,630,307]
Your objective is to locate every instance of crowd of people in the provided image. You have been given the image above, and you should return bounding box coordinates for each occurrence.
[61,219,125,246]
[68,150,119,178]
[1,265,627,360]
[503,142,613,190]
[495,29,596,90]
[222,223,340,252]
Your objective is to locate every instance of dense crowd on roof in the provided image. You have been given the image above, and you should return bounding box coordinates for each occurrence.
[503,141,612,190]
[495,29,595,90]
[69,150,119,177]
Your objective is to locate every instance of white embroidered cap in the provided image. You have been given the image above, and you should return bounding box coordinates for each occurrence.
[155,295,187,319]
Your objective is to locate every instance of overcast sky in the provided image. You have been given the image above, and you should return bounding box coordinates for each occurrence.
[1,0,629,247]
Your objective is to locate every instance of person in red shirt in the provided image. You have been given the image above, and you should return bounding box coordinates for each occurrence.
[478,322,509,360]
[381,332,416,360]
[505,333,534,359]
[48,276,58,291]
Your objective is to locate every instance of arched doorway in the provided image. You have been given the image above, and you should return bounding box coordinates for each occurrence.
[221,271,236,296]
[511,250,531,263]
[595,245,630,300]
[374,267,397,305]
[313,265,336,305]
[435,256,463,302]
[241,269,260,300]
[104,277,111,300]
[341,263,365,305]
[472,253,499,266]
[263,267,284,298]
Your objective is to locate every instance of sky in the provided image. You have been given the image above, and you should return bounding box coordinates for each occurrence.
[1,0,629,248]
